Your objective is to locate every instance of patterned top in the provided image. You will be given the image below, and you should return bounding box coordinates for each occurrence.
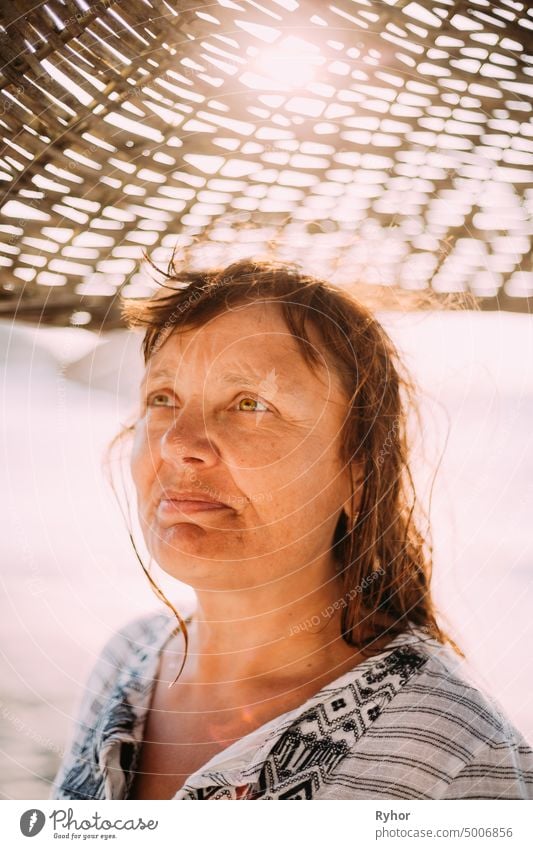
[50,610,533,800]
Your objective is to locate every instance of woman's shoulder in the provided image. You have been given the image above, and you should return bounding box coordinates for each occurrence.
[102,608,177,659]
[49,609,178,800]
[376,633,526,743]
[407,640,533,797]
[328,632,533,798]
[409,638,527,740]
[83,608,178,695]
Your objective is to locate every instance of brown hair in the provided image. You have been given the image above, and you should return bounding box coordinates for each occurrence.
[105,257,462,678]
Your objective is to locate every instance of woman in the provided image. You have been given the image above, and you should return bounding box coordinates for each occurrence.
[51,259,533,800]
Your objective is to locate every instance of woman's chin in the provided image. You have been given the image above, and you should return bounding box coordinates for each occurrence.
[151,523,218,555]
[156,559,246,592]
[151,537,271,591]
[150,530,237,575]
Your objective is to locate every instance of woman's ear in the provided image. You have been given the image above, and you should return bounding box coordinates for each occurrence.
[352,458,365,488]
[342,459,365,523]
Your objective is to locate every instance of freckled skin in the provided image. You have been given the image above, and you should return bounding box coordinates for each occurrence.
[128,300,371,800]
[130,300,362,593]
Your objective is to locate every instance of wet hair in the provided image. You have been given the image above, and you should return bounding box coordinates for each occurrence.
[105,257,461,681]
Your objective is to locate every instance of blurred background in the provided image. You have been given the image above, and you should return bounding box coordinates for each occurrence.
[0,0,532,799]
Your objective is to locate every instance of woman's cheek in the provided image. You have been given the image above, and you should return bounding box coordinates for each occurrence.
[130,418,155,483]
[230,428,293,468]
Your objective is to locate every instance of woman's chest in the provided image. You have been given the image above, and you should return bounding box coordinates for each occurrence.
[129,710,239,799]
[128,680,258,799]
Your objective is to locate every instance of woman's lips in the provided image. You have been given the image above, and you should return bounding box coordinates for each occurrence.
[158,498,230,515]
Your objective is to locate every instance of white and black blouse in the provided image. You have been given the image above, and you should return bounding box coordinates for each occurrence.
[50,611,533,800]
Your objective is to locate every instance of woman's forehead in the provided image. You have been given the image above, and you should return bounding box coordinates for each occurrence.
[141,303,344,396]
[147,303,318,370]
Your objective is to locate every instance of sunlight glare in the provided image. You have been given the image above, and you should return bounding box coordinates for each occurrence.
[255,36,325,89]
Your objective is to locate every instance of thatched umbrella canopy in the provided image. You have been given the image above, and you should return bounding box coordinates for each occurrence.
[0,0,531,328]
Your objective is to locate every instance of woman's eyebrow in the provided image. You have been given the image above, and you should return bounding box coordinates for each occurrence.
[140,366,176,388]
[143,369,273,387]
[141,367,310,398]
[220,372,275,387]
[218,371,303,397]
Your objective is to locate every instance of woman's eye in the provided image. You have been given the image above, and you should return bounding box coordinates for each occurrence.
[144,392,269,413]
[146,391,174,407]
[235,396,270,413]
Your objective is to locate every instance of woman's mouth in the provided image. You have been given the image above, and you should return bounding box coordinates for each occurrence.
[158,498,230,515]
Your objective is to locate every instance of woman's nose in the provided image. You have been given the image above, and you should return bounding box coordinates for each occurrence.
[159,406,220,466]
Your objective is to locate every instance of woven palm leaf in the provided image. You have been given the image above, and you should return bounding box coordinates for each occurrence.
[0,0,531,327]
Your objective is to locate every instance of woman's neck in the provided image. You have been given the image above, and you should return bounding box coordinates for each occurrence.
[173,565,363,687]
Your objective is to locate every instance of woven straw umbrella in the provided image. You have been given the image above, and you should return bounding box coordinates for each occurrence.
[0,0,531,328]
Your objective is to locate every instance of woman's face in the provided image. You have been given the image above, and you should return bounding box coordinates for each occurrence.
[130,300,359,591]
